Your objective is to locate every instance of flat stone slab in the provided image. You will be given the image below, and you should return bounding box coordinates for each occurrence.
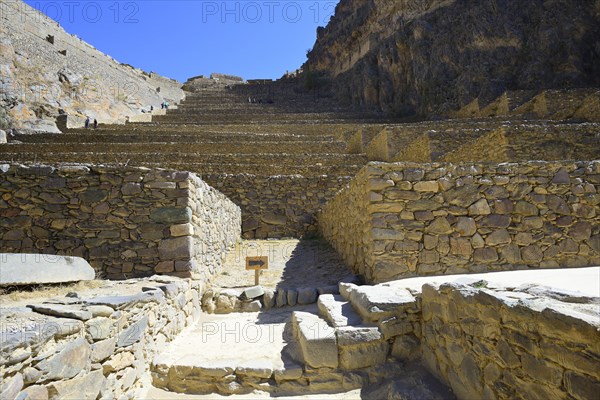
[384,266,600,297]
[27,304,92,321]
[343,285,416,322]
[85,290,165,310]
[151,308,301,383]
[0,254,95,286]
[317,294,364,328]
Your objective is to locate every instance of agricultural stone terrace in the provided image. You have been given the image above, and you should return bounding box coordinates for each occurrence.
[1,79,600,400]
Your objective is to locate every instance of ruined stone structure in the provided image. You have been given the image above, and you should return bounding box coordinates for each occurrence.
[0,164,240,280]
[320,161,600,283]
[1,0,599,399]
[0,277,205,399]
[2,80,388,239]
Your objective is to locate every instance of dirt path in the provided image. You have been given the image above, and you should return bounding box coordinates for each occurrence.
[211,239,352,289]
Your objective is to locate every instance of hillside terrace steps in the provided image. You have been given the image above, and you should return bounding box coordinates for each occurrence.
[0,76,370,239]
[525,88,599,120]
[10,132,340,144]
[574,90,600,121]
[479,90,538,117]
[0,141,349,155]
[151,113,388,125]
[355,119,600,163]
[0,152,368,169]
[61,122,380,137]
[442,123,600,163]
[391,128,497,163]
[454,87,600,120]
[5,82,598,239]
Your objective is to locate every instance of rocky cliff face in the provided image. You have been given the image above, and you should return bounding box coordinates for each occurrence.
[304,0,600,116]
[0,0,184,132]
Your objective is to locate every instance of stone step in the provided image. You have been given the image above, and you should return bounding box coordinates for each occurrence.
[152,114,386,124]
[68,123,377,136]
[14,132,338,144]
[0,157,361,178]
[0,141,349,155]
[336,325,389,370]
[153,118,392,126]
[291,311,338,369]
[340,282,418,323]
[150,307,411,396]
[182,162,362,177]
[317,294,364,328]
[292,308,390,371]
[0,158,361,180]
[168,107,348,115]
[0,152,368,168]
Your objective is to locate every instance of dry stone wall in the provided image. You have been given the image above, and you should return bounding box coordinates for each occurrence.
[0,164,241,280]
[319,161,600,283]
[206,174,352,239]
[0,277,203,400]
[421,281,600,400]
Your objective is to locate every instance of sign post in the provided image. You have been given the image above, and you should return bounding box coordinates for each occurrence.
[245,256,268,285]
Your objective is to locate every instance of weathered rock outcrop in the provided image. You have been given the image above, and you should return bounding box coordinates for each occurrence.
[0,0,184,132]
[304,0,600,116]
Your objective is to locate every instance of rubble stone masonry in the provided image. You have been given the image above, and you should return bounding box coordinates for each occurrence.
[0,164,241,280]
[319,161,600,283]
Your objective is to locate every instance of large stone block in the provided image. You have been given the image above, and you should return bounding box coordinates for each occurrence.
[292,311,338,369]
[150,207,192,224]
[347,285,416,322]
[338,339,389,370]
[27,304,92,321]
[297,287,318,304]
[158,236,193,259]
[317,294,363,327]
[0,254,95,286]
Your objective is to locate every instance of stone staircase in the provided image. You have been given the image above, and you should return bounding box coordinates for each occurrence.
[3,84,599,238]
[149,280,454,398]
[1,82,384,238]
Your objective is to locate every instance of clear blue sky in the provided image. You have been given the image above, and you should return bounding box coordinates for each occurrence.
[24,0,339,82]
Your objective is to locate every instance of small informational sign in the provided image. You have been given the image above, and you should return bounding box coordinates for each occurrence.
[246,256,268,285]
[246,256,268,270]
